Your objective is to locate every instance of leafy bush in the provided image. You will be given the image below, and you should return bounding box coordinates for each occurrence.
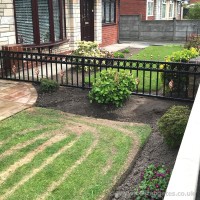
[89,69,135,107]
[113,52,125,58]
[166,47,199,62]
[72,41,114,71]
[73,41,105,57]
[134,164,171,200]
[185,34,200,52]
[157,106,190,148]
[40,78,59,93]
[187,3,200,19]
[160,48,199,93]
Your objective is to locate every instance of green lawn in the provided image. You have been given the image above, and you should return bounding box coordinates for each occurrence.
[0,108,151,200]
[85,45,183,92]
[130,45,183,61]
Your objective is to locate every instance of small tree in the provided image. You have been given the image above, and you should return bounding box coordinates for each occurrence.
[187,3,200,19]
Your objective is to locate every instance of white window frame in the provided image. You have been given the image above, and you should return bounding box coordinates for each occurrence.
[169,0,175,18]
[161,0,167,19]
[147,0,154,16]
[177,1,181,15]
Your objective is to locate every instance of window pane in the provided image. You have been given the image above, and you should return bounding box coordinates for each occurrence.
[111,1,115,22]
[53,0,61,41]
[15,0,34,44]
[169,0,174,18]
[102,0,116,24]
[105,2,110,23]
[162,2,166,18]
[147,0,153,16]
[102,2,105,23]
[62,0,66,38]
[38,0,50,43]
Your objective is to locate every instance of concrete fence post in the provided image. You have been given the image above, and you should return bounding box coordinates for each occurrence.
[138,15,142,40]
[173,17,176,41]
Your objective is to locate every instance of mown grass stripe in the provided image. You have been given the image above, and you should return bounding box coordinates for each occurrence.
[6,132,95,200]
[0,132,50,160]
[0,126,47,146]
[0,134,77,196]
[1,134,78,199]
[0,128,56,155]
[38,135,99,200]
[123,124,151,145]
[0,138,48,174]
[0,108,62,141]
[47,126,132,200]
[0,133,69,185]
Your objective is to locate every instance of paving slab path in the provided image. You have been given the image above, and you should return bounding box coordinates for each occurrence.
[0,80,37,121]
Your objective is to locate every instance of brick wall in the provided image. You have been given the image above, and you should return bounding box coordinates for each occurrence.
[190,0,200,3]
[0,0,16,49]
[101,0,119,46]
[120,0,147,20]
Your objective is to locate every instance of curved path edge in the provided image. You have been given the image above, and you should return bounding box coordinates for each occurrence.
[0,80,37,121]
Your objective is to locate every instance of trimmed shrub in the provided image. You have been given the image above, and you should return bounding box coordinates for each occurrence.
[157,105,190,148]
[40,78,59,93]
[134,164,171,200]
[89,69,135,107]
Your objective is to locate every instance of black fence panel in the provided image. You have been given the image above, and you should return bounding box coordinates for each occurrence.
[0,50,200,101]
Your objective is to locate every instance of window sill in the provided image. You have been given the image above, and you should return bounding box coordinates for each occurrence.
[102,23,117,27]
[23,38,69,49]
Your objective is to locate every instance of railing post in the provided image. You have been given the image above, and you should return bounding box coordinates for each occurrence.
[82,57,85,89]
[0,51,3,78]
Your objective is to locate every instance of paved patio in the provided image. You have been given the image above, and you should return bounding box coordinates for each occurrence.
[0,80,37,121]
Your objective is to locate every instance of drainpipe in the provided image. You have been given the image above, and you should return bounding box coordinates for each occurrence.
[117,0,121,43]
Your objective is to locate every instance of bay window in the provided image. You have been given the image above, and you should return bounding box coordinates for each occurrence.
[14,0,66,45]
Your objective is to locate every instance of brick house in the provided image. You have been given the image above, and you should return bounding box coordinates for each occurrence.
[190,0,200,3]
[121,0,183,20]
[0,0,119,53]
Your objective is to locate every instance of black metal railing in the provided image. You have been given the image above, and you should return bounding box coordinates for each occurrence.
[0,50,200,101]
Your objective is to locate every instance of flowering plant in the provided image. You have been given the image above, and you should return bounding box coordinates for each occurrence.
[134,164,171,200]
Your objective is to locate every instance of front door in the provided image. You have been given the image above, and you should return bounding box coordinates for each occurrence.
[80,0,94,41]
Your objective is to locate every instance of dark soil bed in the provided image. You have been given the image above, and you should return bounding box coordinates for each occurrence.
[116,48,142,58]
[35,84,192,200]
